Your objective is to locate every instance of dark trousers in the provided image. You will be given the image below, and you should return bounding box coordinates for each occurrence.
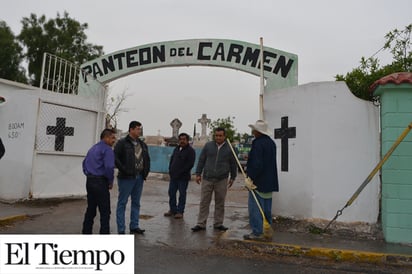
[168,179,189,214]
[82,177,111,234]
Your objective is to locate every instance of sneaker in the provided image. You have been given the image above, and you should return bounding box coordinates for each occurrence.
[191,225,206,232]
[243,233,264,240]
[214,225,228,231]
[130,228,145,234]
[174,213,183,219]
[164,211,175,217]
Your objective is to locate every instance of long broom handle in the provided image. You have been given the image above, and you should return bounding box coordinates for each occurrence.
[249,187,269,224]
[346,121,412,207]
[226,139,269,222]
[324,121,412,231]
[226,138,247,178]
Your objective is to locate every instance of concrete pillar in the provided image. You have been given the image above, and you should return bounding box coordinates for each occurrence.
[372,72,412,244]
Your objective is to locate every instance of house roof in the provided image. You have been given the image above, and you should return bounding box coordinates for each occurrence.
[369,72,412,94]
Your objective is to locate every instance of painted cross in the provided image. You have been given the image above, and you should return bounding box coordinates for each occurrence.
[274,116,296,172]
[46,117,74,151]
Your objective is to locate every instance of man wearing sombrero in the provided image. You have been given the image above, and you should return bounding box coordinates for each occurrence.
[244,120,279,240]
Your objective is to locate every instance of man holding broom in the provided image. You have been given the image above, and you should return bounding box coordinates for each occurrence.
[244,120,279,240]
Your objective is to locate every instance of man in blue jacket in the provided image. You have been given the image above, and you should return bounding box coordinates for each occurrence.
[244,120,279,240]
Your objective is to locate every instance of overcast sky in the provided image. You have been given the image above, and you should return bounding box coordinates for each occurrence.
[1,0,411,136]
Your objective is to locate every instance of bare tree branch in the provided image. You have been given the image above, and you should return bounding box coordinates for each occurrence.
[105,86,132,129]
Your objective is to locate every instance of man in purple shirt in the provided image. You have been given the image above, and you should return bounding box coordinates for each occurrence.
[82,128,116,234]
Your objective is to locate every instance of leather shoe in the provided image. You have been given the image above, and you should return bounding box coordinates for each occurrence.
[130,228,145,234]
[214,225,228,231]
[191,225,206,232]
[164,211,175,217]
[243,233,264,240]
[174,213,183,219]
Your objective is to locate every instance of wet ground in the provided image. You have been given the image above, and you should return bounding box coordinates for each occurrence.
[0,173,385,243]
[1,173,412,272]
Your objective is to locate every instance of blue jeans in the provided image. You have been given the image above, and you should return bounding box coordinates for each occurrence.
[168,179,189,214]
[248,191,272,236]
[116,175,144,233]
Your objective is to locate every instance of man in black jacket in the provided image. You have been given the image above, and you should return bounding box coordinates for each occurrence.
[164,133,196,219]
[114,121,150,234]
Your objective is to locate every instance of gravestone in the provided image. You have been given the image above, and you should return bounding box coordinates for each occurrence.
[165,118,182,146]
[170,118,182,138]
[198,114,210,140]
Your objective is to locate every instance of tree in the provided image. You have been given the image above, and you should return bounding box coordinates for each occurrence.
[384,24,412,71]
[105,88,131,129]
[209,116,238,142]
[335,24,411,100]
[0,21,27,83]
[17,12,104,87]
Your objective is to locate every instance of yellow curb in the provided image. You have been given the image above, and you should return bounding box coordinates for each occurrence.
[0,214,28,225]
[220,240,412,266]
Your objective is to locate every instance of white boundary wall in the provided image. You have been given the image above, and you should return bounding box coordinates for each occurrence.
[0,79,105,201]
[265,82,380,223]
[0,78,380,223]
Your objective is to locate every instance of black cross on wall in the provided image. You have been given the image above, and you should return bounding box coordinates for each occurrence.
[46,117,74,151]
[274,116,296,172]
